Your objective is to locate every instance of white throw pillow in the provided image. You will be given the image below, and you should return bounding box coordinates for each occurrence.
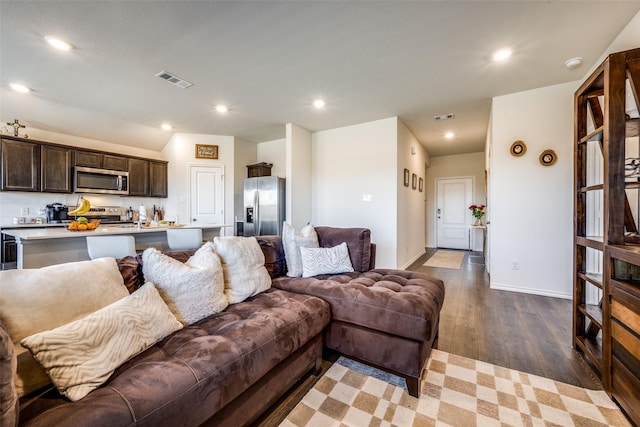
[0,258,130,397]
[212,236,271,304]
[300,242,355,277]
[21,283,183,402]
[142,242,228,325]
[282,222,319,277]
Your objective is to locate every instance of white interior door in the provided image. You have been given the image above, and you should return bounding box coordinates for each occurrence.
[436,177,472,250]
[189,165,224,225]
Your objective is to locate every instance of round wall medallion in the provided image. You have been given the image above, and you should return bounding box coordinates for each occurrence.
[539,149,557,166]
[510,140,526,157]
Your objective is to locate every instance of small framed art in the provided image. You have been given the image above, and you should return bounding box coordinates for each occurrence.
[404,168,410,187]
[195,144,219,159]
[412,173,417,190]
[419,177,424,192]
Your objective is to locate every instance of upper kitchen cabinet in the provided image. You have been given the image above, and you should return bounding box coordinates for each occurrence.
[75,150,128,171]
[1,138,41,192]
[128,157,150,197]
[41,144,73,193]
[149,161,168,198]
[128,158,168,198]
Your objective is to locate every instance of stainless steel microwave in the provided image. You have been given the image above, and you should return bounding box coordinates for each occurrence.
[73,166,129,195]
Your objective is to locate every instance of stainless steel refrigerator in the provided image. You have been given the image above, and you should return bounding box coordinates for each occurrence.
[243,176,286,236]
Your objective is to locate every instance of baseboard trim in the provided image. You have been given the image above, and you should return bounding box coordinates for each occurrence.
[490,282,571,300]
[400,249,426,270]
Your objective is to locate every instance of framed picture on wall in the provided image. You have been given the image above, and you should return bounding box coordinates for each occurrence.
[419,177,424,192]
[404,168,410,187]
[412,173,417,190]
[195,144,219,159]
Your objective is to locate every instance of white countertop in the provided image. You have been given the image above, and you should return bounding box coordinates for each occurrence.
[3,223,231,241]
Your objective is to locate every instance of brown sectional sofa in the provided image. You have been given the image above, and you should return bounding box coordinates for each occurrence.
[1,227,444,426]
[2,253,331,427]
[259,227,445,397]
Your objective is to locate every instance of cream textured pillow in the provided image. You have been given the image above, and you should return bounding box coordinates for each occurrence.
[300,242,355,277]
[212,236,271,304]
[282,222,319,277]
[142,242,228,325]
[0,258,129,397]
[21,283,183,402]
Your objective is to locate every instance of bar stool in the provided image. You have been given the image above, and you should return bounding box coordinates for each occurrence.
[86,235,137,259]
[166,228,203,250]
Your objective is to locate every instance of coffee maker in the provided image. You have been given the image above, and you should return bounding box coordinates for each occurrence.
[45,203,69,223]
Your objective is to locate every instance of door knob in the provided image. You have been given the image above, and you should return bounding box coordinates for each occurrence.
[192,218,197,222]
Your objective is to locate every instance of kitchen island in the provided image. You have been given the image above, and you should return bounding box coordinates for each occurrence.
[2,223,232,269]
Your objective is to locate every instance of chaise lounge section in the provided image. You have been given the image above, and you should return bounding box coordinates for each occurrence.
[259,226,445,397]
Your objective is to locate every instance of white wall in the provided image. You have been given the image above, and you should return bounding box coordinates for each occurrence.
[257,138,286,178]
[397,120,428,268]
[489,81,576,299]
[286,124,312,229]
[312,117,398,268]
[233,138,257,221]
[0,127,165,226]
[161,133,236,228]
[425,152,486,250]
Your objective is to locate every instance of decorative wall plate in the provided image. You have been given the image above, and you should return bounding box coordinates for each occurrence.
[510,140,526,157]
[539,149,557,166]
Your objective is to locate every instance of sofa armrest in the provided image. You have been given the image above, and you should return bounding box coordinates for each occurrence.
[0,322,18,427]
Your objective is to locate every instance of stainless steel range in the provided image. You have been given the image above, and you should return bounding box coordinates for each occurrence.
[68,206,132,224]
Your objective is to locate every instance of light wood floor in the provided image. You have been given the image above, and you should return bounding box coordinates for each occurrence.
[254,249,601,426]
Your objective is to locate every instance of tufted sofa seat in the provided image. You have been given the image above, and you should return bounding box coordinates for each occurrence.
[272,270,443,343]
[13,276,330,427]
[259,228,445,397]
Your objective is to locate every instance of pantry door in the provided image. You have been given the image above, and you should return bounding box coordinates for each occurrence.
[189,165,224,225]
[436,177,472,250]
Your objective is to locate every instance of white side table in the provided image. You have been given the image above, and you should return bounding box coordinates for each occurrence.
[468,225,486,251]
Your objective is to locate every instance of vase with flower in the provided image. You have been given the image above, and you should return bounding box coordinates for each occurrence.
[469,204,486,226]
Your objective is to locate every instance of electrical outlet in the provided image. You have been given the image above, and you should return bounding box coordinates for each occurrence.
[20,207,29,216]
[511,260,519,270]
[362,194,373,202]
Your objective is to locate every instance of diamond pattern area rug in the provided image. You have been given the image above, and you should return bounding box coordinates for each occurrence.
[423,250,465,269]
[280,350,631,427]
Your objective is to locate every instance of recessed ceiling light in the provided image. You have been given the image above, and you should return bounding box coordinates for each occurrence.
[161,123,172,131]
[215,105,228,113]
[445,132,455,139]
[313,99,326,109]
[493,48,512,62]
[45,35,74,51]
[10,83,31,93]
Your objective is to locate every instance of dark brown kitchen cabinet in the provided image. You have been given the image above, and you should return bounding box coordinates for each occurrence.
[128,158,168,198]
[75,150,128,171]
[128,158,150,197]
[41,145,73,193]
[1,138,40,191]
[149,161,168,198]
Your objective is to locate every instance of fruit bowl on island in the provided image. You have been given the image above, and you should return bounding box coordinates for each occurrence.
[68,217,100,231]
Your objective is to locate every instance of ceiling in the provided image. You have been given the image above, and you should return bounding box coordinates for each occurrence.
[1,1,639,157]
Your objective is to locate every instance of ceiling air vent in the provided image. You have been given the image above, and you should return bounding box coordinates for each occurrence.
[434,113,454,121]
[155,71,193,89]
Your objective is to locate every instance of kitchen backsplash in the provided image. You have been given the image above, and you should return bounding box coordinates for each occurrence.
[0,192,167,226]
